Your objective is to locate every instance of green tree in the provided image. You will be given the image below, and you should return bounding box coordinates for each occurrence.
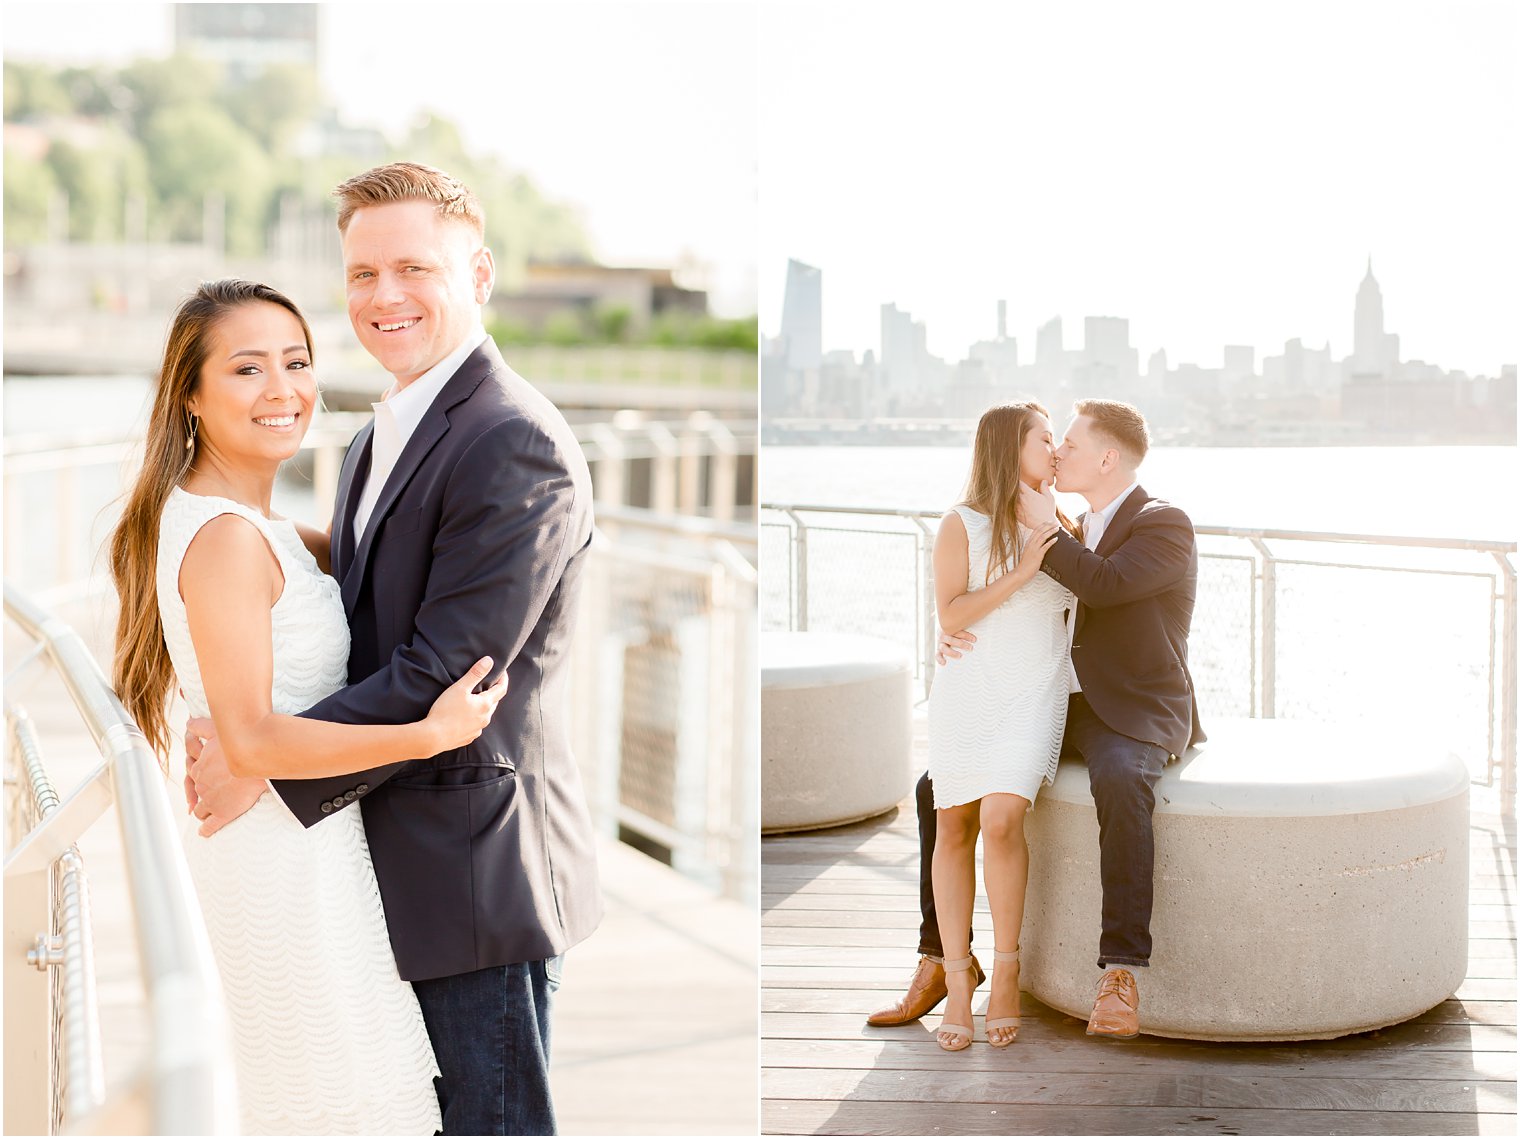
[117,54,225,137]
[222,62,322,152]
[3,62,71,120]
[46,128,150,241]
[141,103,271,253]
[3,147,58,244]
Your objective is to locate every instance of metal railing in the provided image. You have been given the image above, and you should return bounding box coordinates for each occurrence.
[4,584,237,1135]
[3,411,757,604]
[761,503,1517,810]
[571,505,758,903]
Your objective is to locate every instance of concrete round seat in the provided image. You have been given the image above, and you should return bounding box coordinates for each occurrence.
[762,632,912,833]
[1021,716,1470,1041]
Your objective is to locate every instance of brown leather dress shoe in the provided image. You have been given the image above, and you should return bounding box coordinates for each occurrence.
[866,954,986,1026]
[1086,968,1140,1039]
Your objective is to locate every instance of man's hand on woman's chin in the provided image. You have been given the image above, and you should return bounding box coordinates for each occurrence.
[184,718,266,837]
[1018,479,1058,527]
[935,629,977,667]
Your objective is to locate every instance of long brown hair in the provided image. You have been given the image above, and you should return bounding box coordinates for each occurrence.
[962,401,1077,584]
[108,280,314,760]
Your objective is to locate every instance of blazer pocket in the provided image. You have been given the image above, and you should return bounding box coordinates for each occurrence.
[382,507,424,537]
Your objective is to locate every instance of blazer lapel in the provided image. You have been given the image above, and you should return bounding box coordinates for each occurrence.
[330,419,373,586]
[338,342,501,614]
[1073,487,1151,638]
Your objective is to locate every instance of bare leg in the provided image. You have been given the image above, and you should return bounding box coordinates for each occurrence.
[930,800,981,1048]
[980,793,1030,1045]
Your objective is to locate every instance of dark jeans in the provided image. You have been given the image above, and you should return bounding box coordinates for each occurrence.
[412,955,564,1136]
[915,694,1169,970]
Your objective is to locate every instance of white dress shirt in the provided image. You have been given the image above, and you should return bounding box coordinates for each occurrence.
[1068,480,1141,693]
[352,325,490,543]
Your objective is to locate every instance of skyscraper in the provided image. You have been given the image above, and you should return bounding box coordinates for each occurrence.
[1352,258,1386,377]
[779,259,823,372]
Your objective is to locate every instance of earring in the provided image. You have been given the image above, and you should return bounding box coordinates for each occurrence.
[185,415,198,452]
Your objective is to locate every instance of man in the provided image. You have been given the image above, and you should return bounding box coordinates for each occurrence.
[188,162,602,1134]
[868,398,1202,1039]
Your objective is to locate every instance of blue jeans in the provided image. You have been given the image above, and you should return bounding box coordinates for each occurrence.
[412,955,564,1136]
[1064,694,1170,969]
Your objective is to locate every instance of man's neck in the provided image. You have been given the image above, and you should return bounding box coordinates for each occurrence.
[1083,476,1137,515]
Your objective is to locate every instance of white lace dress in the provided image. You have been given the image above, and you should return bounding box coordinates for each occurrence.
[157,488,440,1135]
[928,505,1076,809]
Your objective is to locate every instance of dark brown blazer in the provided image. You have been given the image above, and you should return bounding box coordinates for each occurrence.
[1041,485,1205,758]
[273,338,603,982]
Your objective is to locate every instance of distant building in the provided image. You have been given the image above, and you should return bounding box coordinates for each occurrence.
[880,302,931,398]
[1351,257,1391,377]
[779,259,822,372]
[174,3,319,84]
[487,262,707,336]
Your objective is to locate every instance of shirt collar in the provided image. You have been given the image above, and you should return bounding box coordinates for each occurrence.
[375,324,489,441]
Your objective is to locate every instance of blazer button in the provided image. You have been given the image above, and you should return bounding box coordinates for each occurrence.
[344,790,358,801]
[356,783,369,794]
[331,797,345,809]
[320,802,333,814]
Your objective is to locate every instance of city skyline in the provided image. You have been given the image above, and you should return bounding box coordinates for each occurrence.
[759,1,1518,378]
[772,254,1509,381]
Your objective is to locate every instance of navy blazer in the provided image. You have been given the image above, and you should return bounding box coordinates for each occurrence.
[1041,486,1205,759]
[274,339,603,982]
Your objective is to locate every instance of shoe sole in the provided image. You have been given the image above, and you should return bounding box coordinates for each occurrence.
[1085,1027,1140,1040]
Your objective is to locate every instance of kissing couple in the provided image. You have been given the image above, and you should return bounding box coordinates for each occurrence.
[869,399,1204,1048]
[108,162,601,1135]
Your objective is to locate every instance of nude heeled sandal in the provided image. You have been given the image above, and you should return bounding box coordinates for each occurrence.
[986,948,1022,1048]
[935,956,976,1051]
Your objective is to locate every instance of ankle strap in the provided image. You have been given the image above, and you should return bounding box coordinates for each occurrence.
[994,948,1020,962]
[941,956,974,973]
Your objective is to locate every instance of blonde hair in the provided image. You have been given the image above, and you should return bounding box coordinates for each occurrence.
[963,402,1077,583]
[108,280,314,760]
[333,162,484,237]
[1073,398,1149,465]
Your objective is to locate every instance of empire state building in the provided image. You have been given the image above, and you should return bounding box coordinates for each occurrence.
[1351,259,1400,378]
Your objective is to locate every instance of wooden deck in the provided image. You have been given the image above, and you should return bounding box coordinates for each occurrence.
[5,594,757,1135]
[761,719,1517,1136]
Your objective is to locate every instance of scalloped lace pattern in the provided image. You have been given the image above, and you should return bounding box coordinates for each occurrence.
[156,489,440,1134]
[928,505,1075,809]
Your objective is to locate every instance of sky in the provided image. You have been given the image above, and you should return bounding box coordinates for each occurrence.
[758,0,1519,377]
[2,1,759,316]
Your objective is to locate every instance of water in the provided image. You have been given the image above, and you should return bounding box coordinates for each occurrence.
[760,443,1516,783]
[761,444,1519,542]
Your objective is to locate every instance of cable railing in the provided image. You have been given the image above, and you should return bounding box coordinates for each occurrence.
[760,503,1517,812]
[4,583,237,1136]
[574,504,758,903]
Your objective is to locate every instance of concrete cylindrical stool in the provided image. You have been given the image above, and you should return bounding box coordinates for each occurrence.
[761,632,912,833]
[1022,717,1470,1041]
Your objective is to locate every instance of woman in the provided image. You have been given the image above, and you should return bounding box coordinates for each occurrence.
[109,280,503,1133]
[926,401,1076,1051]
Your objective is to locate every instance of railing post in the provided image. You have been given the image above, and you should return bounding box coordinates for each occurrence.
[784,509,808,631]
[1250,537,1277,718]
[3,753,52,1136]
[1495,552,1516,816]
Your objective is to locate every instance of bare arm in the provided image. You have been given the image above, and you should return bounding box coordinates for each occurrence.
[933,511,1060,634]
[180,514,502,780]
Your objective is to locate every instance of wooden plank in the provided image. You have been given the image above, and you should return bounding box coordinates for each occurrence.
[761,1012,1517,1051]
[764,1065,1207,1107]
[761,1036,1517,1081]
[761,1100,1515,1135]
[1199,1075,1514,1113]
[764,1067,1514,1114]
[761,987,1519,1028]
